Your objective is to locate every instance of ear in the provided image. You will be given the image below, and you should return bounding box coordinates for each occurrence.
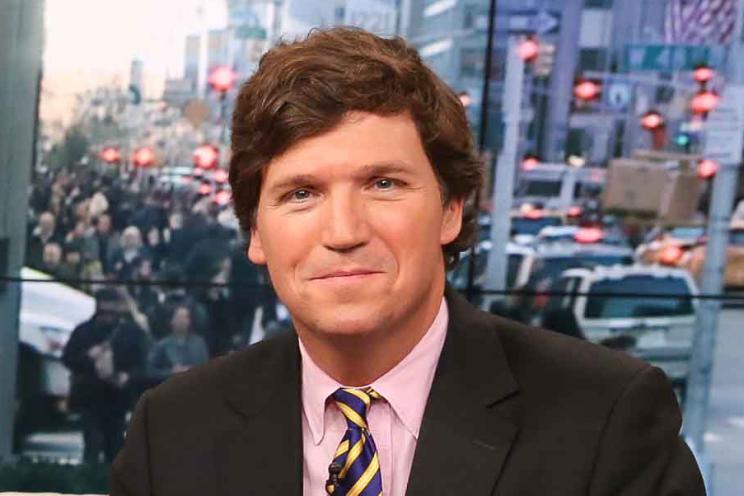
[440,197,464,245]
[247,228,267,265]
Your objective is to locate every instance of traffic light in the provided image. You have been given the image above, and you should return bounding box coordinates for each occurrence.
[574,79,602,102]
[533,42,556,77]
[690,90,720,118]
[517,36,540,63]
[697,159,718,180]
[100,146,121,164]
[193,144,219,169]
[132,147,155,167]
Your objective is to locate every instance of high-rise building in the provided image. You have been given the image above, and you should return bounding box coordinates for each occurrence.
[184,34,201,92]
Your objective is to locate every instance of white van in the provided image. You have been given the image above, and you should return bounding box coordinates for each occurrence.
[17,267,95,427]
[541,264,698,396]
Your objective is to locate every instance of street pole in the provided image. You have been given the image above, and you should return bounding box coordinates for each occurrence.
[482,37,525,307]
[683,160,741,457]
[0,0,44,461]
[465,0,498,301]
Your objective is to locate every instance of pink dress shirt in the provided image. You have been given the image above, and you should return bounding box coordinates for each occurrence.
[299,298,449,496]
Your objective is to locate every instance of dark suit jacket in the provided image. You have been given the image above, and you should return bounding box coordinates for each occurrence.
[111,287,705,495]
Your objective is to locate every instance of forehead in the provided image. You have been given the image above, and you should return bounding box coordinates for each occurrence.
[262,112,433,184]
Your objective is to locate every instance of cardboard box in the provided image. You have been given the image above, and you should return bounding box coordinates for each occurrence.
[602,158,702,221]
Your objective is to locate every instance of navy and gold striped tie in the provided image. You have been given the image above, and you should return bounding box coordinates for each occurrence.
[325,387,383,496]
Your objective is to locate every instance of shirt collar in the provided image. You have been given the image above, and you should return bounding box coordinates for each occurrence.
[300,297,449,445]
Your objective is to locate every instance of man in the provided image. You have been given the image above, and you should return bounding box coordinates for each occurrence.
[63,288,149,464]
[112,28,704,495]
[26,211,62,269]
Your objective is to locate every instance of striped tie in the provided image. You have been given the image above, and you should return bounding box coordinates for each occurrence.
[325,387,383,496]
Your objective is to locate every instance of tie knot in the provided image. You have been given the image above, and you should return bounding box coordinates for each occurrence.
[332,387,381,430]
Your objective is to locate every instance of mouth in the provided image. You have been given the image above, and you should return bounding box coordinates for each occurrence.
[311,269,383,281]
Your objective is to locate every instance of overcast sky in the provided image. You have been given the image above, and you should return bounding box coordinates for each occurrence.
[41,0,227,124]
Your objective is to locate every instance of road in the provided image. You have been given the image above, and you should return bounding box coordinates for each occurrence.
[18,309,744,494]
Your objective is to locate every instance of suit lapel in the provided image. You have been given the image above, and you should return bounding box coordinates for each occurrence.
[406,287,520,496]
[215,331,303,496]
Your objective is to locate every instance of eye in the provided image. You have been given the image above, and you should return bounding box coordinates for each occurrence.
[374,178,395,190]
[288,188,313,202]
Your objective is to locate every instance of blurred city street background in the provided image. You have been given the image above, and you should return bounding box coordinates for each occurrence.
[1,0,744,493]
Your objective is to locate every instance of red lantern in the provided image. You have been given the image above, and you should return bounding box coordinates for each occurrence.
[193,144,219,169]
[692,65,715,84]
[132,147,155,167]
[517,37,540,62]
[574,80,601,102]
[690,90,720,116]
[100,146,121,164]
[208,66,236,94]
[697,159,718,180]
[640,110,665,130]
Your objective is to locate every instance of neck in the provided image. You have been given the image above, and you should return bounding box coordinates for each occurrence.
[297,283,444,387]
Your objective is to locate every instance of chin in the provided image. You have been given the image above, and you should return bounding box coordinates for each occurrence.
[301,300,394,338]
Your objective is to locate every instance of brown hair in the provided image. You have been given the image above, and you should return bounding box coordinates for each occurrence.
[229,27,483,268]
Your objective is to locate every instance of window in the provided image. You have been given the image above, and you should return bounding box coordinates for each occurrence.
[585,276,694,319]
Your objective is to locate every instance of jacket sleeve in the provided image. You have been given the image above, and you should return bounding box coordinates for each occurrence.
[588,365,706,495]
[111,390,153,496]
[62,324,96,376]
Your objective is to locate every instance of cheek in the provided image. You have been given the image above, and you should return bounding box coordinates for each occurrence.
[371,202,444,259]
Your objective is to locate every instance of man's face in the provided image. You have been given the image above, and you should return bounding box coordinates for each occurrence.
[248,112,463,338]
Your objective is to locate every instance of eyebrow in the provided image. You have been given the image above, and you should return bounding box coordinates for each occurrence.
[266,161,413,196]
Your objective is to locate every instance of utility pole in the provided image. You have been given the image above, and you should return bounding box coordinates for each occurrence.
[683,85,744,489]
[0,0,44,461]
[482,37,525,304]
[542,0,582,162]
[466,0,498,301]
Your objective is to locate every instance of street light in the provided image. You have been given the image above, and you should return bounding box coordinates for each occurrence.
[132,146,155,167]
[100,146,121,164]
[193,144,219,170]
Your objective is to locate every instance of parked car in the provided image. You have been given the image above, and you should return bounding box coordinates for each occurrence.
[539,264,698,399]
[686,225,744,290]
[16,267,95,433]
[506,241,635,323]
[448,241,533,292]
[635,224,706,267]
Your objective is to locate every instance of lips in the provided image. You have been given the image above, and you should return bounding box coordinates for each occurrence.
[311,269,382,280]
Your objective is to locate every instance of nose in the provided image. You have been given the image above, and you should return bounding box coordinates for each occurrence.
[320,188,371,252]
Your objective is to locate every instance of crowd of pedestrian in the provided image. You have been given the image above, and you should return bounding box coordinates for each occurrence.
[26,165,281,463]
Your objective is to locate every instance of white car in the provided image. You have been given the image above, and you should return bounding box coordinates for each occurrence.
[540,264,698,395]
[17,267,95,426]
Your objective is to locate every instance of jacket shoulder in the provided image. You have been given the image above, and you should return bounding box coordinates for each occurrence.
[488,312,650,392]
[144,330,296,410]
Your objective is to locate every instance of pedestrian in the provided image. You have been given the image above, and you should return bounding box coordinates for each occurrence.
[62,288,149,464]
[146,304,209,385]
